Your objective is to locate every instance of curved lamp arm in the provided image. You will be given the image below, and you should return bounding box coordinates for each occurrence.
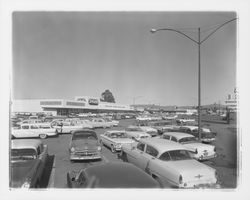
[151,28,199,44]
[200,18,237,44]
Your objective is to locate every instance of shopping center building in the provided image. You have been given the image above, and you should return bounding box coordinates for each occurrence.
[12,96,134,116]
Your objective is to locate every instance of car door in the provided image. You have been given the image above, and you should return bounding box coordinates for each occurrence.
[14,125,30,138]
[126,142,145,166]
[101,133,110,147]
[30,124,41,137]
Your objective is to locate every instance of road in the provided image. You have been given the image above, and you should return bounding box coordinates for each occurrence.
[40,119,237,188]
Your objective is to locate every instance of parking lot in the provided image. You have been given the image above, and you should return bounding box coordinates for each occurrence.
[38,119,237,189]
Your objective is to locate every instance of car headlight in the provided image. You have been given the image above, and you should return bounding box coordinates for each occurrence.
[21,181,31,188]
[97,146,102,151]
[70,147,75,152]
[114,143,121,147]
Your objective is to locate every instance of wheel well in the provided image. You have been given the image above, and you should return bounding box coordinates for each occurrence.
[152,174,157,179]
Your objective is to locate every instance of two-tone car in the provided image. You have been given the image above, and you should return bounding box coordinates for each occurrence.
[125,126,151,141]
[100,130,134,153]
[69,129,102,161]
[120,138,220,188]
[12,123,58,139]
[10,139,48,188]
[161,132,217,161]
[179,126,216,143]
[66,162,160,188]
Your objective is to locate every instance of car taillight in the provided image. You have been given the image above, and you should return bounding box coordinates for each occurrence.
[179,175,183,184]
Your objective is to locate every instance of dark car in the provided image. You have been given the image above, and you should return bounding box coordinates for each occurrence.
[10,139,48,188]
[69,129,102,161]
[66,162,161,188]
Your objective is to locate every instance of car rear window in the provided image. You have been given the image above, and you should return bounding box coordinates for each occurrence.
[11,148,37,160]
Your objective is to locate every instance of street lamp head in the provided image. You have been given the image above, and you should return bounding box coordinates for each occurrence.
[150,29,157,33]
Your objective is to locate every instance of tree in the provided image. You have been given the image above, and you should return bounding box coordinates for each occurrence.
[100,89,116,103]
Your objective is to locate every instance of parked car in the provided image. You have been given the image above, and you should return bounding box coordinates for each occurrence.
[12,123,58,139]
[103,118,119,127]
[90,118,112,128]
[120,138,219,188]
[67,162,160,188]
[125,126,151,141]
[178,126,216,143]
[52,121,87,134]
[69,129,102,161]
[10,139,48,188]
[137,125,158,137]
[147,120,179,134]
[161,132,217,161]
[100,130,134,153]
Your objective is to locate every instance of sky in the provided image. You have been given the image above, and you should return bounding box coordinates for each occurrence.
[12,12,236,106]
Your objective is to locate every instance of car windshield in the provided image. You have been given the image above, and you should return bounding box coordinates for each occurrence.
[179,137,197,143]
[159,150,191,161]
[72,132,97,140]
[11,148,37,160]
[110,132,127,138]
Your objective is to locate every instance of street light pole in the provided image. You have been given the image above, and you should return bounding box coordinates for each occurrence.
[150,18,236,141]
[198,27,201,140]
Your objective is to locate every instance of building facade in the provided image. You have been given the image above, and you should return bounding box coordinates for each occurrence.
[12,96,134,116]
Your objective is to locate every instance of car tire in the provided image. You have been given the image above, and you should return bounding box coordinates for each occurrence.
[111,145,116,153]
[39,134,47,139]
[119,151,128,162]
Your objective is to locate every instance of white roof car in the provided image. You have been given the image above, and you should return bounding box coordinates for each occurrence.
[121,138,219,188]
[162,132,216,161]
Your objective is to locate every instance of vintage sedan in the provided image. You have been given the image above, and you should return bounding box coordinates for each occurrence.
[12,123,58,139]
[69,129,102,161]
[100,130,134,153]
[52,121,88,134]
[90,118,113,128]
[120,138,219,188]
[125,126,151,141]
[161,132,217,161]
[147,120,179,134]
[10,139,48,188]
[67,162,160,188]
[179,126,216,143]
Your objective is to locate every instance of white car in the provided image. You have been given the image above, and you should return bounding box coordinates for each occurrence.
[138,126,158,137]
[12,123,58,139]
[53,122,86,134]
[90,118,112,128]
[161,132,217,161]
[100,130,134,153]
[103,118,119,127]
[120,138,219,188]
[179,126,216,143]
[125,126,151,141]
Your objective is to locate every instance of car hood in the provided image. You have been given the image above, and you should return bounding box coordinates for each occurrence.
[10,160,38,187]
[165,159,216,181]
[71,139,100,150]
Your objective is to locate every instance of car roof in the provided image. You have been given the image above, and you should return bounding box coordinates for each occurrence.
[105,130,125,134]
[11,139,42,149]
[84,162,159,188]
[181,125,198,130]
[163,132,195,139]
[140,138,187,153]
